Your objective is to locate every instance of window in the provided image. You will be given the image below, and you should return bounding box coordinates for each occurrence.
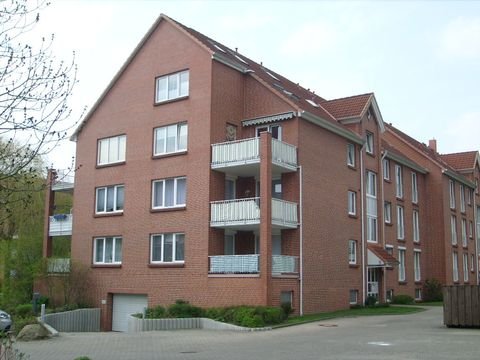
[413,210,420,242]
[152,177,186,209]
[411,172,418,203]
[155,70,189,103]
[256,124,282,140]
[154,123,188,155]
[463,253,469,282]
[384,202,392,224]
[415,289,422,301]
[94,237,122,264]
[280,291,293,306]
[398,248,406,281]
[476,179,479,194]
[348,191,356,216]
[96,185,124,214]
[469,221,474,239]
[348,240,357,264]
[449,180,455,209]
[395,165,403,198]
[386,289,394,302]
[471,254,475,272]
[366,171,377,242]
[366,132,374,154]
[397,206,405,240]
[451,215,457,245]
[467,188,472,206]
[460,185,465,212]
[97,135,126,166]
[151,233,185,263]
[414,250,421,281]
[452,252,459,282]
[461,219,467,247]
[225,178,236,200]
[349,290,358,305]
[383,158,390,180]
[347,143,355,167]
[385,245,394,255]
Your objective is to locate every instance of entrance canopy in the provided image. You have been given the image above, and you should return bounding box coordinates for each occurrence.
[367,245,398,267]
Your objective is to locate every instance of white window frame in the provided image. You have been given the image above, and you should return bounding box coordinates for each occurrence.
[463,253,469,282]
[451,215,457,245]
[398,248,406,282]
[348,191,356,216]
[153,123,188,156]
[348,240,357,265]
[467,188,472,206]
[415,288,422,301]
[395,165,403,198]
[366,171,377,242]
[452,252,459,282]
[411,172,418,204]
[97,135,126,166]
[366,132,374,154]
[93,237,122,265]
[397,205,405,240]
[347,143,355,167]
[152,177,187,209]
[383,158,390,180]
[384,201,392,224]
[95,185,124,214]
[256,124,282,140]
[449,180,456,209]
[414,250,421,282]
[469,221,474,239]
[155,70,189,103]
[461,219,467,247]
[471,254,475,272]
[460,184,465,213]
[413,210,420,243]
[150,233,185,264]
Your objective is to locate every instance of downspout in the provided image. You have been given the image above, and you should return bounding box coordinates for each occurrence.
[299,165,304,315]
[381,151,388,301]
[360,144,366,305]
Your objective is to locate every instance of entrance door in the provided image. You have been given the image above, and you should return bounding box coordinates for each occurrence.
[367,268,379,299]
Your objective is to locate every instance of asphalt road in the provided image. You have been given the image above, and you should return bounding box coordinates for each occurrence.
[16,306,480,360]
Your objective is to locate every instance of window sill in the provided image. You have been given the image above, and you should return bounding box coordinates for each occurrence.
[94,212,124,218]
[152,150,187,160]
[154,95,189,106]
[385,222,393,227]
[397,238,406,242]
[414,281,422,285]
[349,264,359,269]
[396,197,404,202]
[383,178,391,183]
[452,244,458,248]
[151,206,186,213]
[347,164,357,171]
[91,264,122,268]
[398,281,407,285]
[366,152,375,158]
[149,263,185,268]
[96,161,126,169]
[348,214,358,219]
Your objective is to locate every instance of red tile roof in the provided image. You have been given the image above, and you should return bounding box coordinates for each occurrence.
[321,93,372,120]
[440,151,478,171]
[368,244,398,265]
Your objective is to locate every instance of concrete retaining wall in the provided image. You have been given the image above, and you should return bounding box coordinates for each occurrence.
[42,308,101,332]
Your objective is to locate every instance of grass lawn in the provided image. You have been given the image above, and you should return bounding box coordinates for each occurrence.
[416,301,443,307]
[277,306,425,327]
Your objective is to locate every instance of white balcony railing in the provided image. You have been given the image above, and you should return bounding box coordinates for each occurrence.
[272,255,298,275]
[272,199,298,227]
[49,214,73,236]
[211,138,260,167]
[47,258,71,273]
[209,255,259,274]
[271,138,297,168]
[210,197,260,226]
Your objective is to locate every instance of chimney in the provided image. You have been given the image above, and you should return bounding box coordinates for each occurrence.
[428,139,437,152]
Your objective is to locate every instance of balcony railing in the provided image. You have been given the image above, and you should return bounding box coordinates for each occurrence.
[49,214,73,236]
[210,197,260,226]
[209,255,259,274]
[272,255,298,275]
[47,258,71,273]
[272,199,298,227]
[211,137,297,172]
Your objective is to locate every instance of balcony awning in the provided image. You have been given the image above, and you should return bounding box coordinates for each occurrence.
[242,111,295,127]
[367,245,398,267]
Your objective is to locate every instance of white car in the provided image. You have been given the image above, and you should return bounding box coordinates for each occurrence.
[0,310,12,332]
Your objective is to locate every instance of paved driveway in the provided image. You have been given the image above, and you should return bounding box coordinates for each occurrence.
[17,307,480,360]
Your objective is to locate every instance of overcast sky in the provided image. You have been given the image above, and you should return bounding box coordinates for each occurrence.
[32,0,480,169]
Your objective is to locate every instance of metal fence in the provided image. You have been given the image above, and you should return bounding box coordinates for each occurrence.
[42,308,101,332]
[443,285,480,327]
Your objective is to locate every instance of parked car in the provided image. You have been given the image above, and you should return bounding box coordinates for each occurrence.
[0,310,12,332]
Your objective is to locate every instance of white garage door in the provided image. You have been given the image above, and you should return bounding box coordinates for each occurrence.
[112,294,148,332]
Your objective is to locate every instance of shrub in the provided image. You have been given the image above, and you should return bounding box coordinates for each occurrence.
[280,302,293,318]
[15,303,34,317]
[392,294,414,305]
[38,295,49,307]
[350,304,363,309]
[12,315,37,335]
[423,278,443,302]
[365,295,377,307]
[204,307,225,321]
[74,357,91,360]
[260,307,285,324]
[145,305,166,319]
[167,300,204,318]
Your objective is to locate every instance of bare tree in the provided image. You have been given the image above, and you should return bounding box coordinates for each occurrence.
[0,0,78,219]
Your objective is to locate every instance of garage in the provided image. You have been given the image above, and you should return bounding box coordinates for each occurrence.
[112,294,148,332]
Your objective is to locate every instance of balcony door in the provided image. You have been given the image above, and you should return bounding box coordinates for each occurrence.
[256,124,282,141]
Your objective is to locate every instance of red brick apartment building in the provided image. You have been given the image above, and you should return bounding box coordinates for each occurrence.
[42,14,480,331]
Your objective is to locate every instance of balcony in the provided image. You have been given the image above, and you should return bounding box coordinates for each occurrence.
[210,198,298,229]
[272,255,298,275]
[209,255,259,274]
[47,258,70,273]
[49,214,73,236]
[211,137,297,176]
